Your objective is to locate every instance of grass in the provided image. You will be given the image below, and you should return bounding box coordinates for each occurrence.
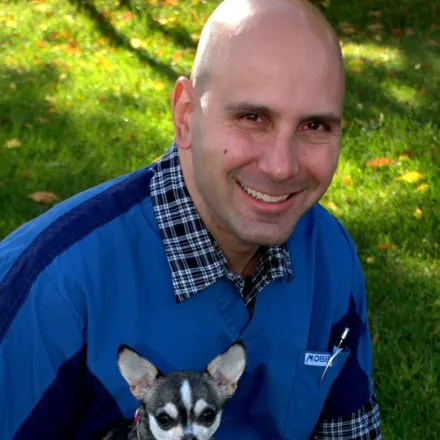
[0,0,439,437]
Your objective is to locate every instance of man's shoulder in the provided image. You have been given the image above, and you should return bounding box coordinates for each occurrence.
[292,203,357,256]
[0,164,157,284]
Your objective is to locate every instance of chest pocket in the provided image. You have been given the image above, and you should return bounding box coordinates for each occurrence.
[284,348,350,439]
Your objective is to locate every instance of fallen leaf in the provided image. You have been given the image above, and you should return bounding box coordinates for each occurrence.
[36,116,50,124]
[341,176,352,186]
[33,4,50,12]
[4,138,21,149]
[418,88,428,95]
[366,158,395,168]
[165,0,179,4]
[35,40,48,48]
[394,149,413,156]
[6,19,17,28]
[394,171,423,183]
[27,191,61,204]
[20,170,32,178]
[404,28,415,36]
[339,21,356,34]
[368,10,382,17]
[350,66,363,73]
[96,38,109,45]
[191,32,201,43]
[372,333,380,344]
[130,38,144,49]
[366,256,375,264]
[398,155,410,161]
[172,50,183,61]
[326,201,337,211]
[152,80,165,91]
[9,82,16,90]
[428,40,439,46]
[392,28,403,38]
[45,95,56,103]
[367,23,384,32]
[414,208,422,219]
[417,183,429,192]
[377,244,396,250]
[122,11,133,21]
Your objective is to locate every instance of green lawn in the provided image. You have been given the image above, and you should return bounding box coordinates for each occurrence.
[0,0,439,437]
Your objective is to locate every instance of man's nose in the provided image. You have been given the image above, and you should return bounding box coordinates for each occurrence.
[259,135,300,182]
[182,435,197,440]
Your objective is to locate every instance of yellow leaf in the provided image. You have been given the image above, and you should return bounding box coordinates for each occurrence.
[9,82,16,90]
[326,202,337,211]
[417,183,429,192]
[33,4,50,12]
[191,32,201,43]
[152,80,165,91]
[6,19,17,28]
[27,191,61,205]
[398,155,410,161]
[130,38,144,49]
[4,138,21,149]
[394,171,423,183]
[366,256,375,264]
[413,208,422,219]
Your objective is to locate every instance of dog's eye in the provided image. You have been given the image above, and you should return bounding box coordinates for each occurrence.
[199,408,216,424]
[156,413,174,430]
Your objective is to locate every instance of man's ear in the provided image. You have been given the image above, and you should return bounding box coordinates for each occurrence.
[117,344,161,400]
[206,342,246,399]
[171,76,196,150]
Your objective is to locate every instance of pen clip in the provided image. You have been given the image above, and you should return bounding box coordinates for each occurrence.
[319,327,350,386]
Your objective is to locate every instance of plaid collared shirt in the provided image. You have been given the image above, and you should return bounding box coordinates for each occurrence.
[149,142,382,439]
[149,142,292,307]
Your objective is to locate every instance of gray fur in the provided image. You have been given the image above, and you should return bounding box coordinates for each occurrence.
[100,342,246,440]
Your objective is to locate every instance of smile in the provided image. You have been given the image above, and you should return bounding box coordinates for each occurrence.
[240,183,291,203]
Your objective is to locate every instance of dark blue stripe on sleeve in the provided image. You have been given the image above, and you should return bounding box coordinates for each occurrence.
[13,345,125,440]
[0,167,154,344]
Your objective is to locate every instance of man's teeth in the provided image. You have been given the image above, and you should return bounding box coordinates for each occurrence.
[241,184,290,203]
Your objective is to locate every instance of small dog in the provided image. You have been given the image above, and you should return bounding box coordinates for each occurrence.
[101,342,246,440]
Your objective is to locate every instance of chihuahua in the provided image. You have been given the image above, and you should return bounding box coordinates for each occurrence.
[101,342,246,440]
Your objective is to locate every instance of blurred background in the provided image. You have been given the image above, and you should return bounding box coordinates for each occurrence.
[0,0,438,437]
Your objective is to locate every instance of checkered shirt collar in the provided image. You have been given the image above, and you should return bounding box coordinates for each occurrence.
[149,142,292,304]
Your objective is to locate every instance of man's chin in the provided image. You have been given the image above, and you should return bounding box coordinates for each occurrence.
[234,223,298,247]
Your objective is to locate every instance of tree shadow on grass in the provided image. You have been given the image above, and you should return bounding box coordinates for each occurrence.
[68,0,181,81]
[116,0,198,50]
[0,64,170,239]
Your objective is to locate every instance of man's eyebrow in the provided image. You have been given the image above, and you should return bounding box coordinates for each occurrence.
[224,102,341,125]
[224,102,281,118]
[298,113,342,126]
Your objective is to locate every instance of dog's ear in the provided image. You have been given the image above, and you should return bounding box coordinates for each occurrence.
[117,344,161,399]
[206,341,246,399]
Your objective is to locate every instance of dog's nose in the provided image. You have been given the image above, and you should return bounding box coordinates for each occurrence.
[182,435,197,440]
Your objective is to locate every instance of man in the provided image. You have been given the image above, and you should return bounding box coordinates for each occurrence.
[0,0,381,438]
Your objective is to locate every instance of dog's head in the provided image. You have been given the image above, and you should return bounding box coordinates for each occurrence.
[117,342,246,440]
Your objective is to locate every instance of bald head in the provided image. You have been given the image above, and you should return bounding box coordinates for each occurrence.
[191,0,344,95]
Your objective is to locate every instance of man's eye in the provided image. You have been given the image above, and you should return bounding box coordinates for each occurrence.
[241,113,262,122]
[303,121,329,131]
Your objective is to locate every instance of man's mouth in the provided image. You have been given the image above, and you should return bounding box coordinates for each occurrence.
[240,183,292,203]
